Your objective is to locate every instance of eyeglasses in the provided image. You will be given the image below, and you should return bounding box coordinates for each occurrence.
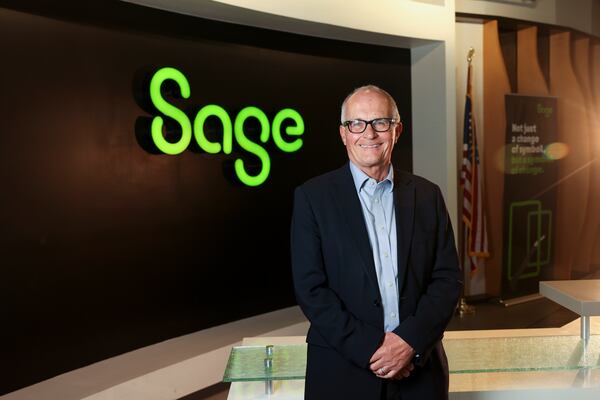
[341,118,398,134]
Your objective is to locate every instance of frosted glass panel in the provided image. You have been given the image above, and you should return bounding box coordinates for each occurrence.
[445,335,600,373]
[223,345,307,382]
[223,336,600,382]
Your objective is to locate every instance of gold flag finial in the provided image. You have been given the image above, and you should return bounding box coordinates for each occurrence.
[467,47,475,64]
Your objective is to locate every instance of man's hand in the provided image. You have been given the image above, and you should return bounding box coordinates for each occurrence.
[392,363,414,380]
[369,332,415,379]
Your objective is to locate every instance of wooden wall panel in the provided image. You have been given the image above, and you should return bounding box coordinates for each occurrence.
[481,23,600,293]
[593,43,600,108]
[483,20,512,296]
[591,43,600,268]
[572,37,600,274]
[517,27,549,95]
[549,31,590,279]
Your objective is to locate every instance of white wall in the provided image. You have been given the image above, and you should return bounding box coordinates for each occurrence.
[412,41,456,201]
[457,0,600,36]
[456,0,556,25]
[195,0,455,42]
[555,0,593,34]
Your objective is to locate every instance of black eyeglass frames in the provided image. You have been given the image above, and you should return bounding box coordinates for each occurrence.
[341,118,398,134]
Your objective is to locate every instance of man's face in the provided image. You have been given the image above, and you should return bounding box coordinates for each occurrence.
[339,90,402,175]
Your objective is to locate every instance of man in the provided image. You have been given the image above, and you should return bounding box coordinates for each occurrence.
[291,85,462,399]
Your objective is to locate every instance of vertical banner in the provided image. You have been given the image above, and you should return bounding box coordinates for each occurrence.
[502,94,558,300]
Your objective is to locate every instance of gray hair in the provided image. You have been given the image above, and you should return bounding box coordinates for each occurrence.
[340,85,401,123]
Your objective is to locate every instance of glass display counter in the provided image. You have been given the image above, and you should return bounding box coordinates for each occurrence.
[223,335,600,394]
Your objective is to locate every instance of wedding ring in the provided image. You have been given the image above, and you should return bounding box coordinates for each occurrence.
[379,367,385,375]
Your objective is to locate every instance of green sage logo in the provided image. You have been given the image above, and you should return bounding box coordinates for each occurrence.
[148,67,304,186]
[536,103,553,119]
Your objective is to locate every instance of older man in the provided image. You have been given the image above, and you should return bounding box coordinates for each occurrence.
[291,85,462,399]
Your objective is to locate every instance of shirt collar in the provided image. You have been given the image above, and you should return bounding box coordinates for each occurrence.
[349,161,394,193]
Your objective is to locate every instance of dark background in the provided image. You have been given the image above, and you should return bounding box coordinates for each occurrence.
[0,1,412,394]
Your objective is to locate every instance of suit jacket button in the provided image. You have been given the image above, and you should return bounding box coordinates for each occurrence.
[373,300,381,307]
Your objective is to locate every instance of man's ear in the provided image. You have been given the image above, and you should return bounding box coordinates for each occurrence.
[394,122,403,144]
[339,124,347,145]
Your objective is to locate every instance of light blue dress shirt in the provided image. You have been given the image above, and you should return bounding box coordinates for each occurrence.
[349,162,399,332]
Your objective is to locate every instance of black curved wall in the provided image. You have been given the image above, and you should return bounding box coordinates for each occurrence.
[0,1,411,393]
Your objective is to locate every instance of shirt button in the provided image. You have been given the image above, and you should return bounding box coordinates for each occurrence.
[388,282,393,288]
[384,252,389,258]
[391,312,396,318]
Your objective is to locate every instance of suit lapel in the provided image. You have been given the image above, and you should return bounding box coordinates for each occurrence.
[331,164,380,294]
[394,170,415,296]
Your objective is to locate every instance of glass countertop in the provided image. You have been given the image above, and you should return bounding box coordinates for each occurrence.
[223,344,307,382]
[223,335,600,382]
[445,335,600,373]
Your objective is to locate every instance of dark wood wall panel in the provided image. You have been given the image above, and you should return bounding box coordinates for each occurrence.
[483,20,512,296]
[549,31,590,279]
[572,37,600,274]
[592,43,600,268]
[481,20,600,297]
[517,26,549,95]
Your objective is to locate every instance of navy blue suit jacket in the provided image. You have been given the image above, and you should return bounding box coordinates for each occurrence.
[291,163,462,399]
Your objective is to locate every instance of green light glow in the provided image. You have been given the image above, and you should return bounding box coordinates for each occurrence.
[272,108,304,152]
[193,104,233,154]
[149,67,192,155]
[234,107,271,187]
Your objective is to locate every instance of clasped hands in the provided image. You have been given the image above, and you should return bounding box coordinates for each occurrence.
[369,332,415,380]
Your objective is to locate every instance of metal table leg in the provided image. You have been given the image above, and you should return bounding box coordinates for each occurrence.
[264,345,274,395]
[581,315,590,342]
[265,379,273,395]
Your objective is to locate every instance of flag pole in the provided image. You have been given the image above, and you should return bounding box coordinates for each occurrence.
[458,47,476,317]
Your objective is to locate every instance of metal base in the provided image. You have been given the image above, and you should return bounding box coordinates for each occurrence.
[458,298,476,317]
[265,379,273,395]
[582,316,590,341]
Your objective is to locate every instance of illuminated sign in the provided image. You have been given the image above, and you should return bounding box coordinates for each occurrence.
[148,67,304,186]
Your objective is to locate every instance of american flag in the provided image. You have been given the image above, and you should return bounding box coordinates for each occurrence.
[460,64,489,272]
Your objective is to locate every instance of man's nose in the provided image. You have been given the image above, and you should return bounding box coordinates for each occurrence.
[362,125,377,138]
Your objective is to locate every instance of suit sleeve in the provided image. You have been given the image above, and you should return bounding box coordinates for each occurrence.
[291,185,384,369]
[392,185,463,362]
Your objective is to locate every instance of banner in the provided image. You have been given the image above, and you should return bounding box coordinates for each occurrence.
[502,94,558,299]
